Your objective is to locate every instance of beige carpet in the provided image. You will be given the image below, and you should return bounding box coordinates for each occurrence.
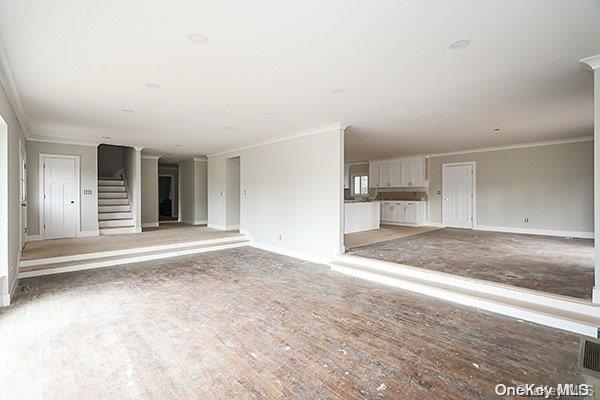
[21,223,240,260]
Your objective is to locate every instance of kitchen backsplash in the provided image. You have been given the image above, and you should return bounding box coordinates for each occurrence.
[375,190,428,201]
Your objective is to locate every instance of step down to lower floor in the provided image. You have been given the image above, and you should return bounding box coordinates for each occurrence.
[99,226,137,235]
[19,236,249,278]
[331,255,600,338]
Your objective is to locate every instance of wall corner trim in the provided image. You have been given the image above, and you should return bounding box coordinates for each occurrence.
[580,54,600,71]
[207,122,343,157]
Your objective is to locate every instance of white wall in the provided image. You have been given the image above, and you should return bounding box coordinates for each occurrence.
[141,156,158,226]
[428,140,594,235]
[0,84,27,305]
[26,141,98,237]
[179,158,208,224]
[125,147,142,233]
[194,159,208,223]
[208,125,344,262]
[225,157,240,229]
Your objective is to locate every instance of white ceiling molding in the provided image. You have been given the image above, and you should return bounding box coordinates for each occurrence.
[208,122,343,157]
[192,156,208,162]
[0,33,30,137]
[141,154,161,160]
[28,135,99,147]
[580,54,600,71]
[427,136,593,158]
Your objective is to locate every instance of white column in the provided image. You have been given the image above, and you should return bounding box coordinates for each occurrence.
[580,55,600,302]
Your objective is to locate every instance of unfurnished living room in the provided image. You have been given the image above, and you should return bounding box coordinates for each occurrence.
[1,1,600,399]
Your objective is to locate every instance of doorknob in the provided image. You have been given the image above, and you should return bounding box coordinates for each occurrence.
[70,201,75,204]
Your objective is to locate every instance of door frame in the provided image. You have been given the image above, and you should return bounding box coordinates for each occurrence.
[39,153,81,240]
[158,173,176,218]
[441,161,476,229]
[19,139,27,250]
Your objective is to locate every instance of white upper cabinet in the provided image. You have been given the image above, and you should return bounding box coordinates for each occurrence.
[401,159,426,187]
[368,162,379,188]
[390,161,402,188]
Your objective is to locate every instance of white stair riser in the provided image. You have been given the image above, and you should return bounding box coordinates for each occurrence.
[99,226,137,235]
[98,212,132,221]
[98,186,126,193]
[98,198,129,206]
[99,219,134,228]
[333,264,599,337]
[98,192,127,199]
[98,180,124,186]
[98,205,131,213]
[336,255,599,318]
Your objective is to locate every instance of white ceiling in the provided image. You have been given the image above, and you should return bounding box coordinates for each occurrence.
[0,0,598,162]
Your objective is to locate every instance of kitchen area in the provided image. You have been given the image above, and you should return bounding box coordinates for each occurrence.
[344,155,433,249]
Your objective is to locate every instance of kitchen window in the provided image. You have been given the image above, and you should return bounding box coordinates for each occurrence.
[353,175,368,195]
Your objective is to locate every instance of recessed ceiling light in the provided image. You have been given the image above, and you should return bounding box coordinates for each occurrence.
[145,82,162,89]
[121,108,135,112]
[494,128,501,132]
[449,38,471,50]
[330,88,345,94]
[267,112,279,116]
[226,126,236,130]
[101,136,112,139]
[188,33,209,45]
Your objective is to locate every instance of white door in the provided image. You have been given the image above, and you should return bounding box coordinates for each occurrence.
[43,156,78,239]
[442,163,474,228]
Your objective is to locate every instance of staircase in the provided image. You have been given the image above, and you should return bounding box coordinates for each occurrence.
[98,176,135,235]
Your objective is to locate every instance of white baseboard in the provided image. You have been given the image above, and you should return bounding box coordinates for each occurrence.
[424,221,445,228]
[141,222,159,228]
[158,220,179,224]
[475,224,594,239]
[250,242,332,266]
[25,234,42,242]
[1,275,19,307]
[77,229,100,238]
[183,219,207,226]
[207,223,225,230]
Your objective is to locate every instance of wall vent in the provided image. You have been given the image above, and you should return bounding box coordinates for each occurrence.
[582,338,600,373]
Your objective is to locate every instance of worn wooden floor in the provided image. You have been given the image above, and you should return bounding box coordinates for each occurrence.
[21,223,241,260]
[349,228,595,300]
[344,225,437,250]
[0,247,591,399]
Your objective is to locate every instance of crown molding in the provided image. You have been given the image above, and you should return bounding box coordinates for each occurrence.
[0,33,31,137]
[427,136,593,158]
[207,122,343,157]
[141,154,161,160]
[28,135,100,147]
[192,156,208,162]
[580,54,600,72]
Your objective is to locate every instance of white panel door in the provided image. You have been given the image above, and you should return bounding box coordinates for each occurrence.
[442,164,474,228]
[43,157,78,239]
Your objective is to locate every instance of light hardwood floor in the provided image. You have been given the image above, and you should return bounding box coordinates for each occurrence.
[1,247,592,399]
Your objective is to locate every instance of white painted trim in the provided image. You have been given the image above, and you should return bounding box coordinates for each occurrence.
[368,154,426,163]
[183,219,207,226]
[580,54,600,72]
[208,122,343,157]
[1,273,19,307]
[475,224,594,239]
[77,229,99,238]
[0,35,30,137]
[25,234,42,242]
[192,156,208,162]
[427,136,592,158]
[19,240,250,278]
[39,154,81,240]
[424,221,445,228]
[20,235,247,268]
[158,220,179,224]
[28,135,99,147]
[141,222,159,228]
[207,223,226,230]
[0,293,9,307]
[250,242,332,266]
[442,161,476,229]
[0,114,7,283]
[141,154,161,160]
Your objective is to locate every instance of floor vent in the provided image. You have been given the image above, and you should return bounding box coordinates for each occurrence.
[19,283,32,293]
[582,339,600,373]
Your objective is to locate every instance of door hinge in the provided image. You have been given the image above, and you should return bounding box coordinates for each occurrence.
[24,163,27,170]
[43,224,46,229]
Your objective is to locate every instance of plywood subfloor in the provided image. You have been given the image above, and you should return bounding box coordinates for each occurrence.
[349,228,594,300]
[1,247,591,399]
[344,225,437,250]
[21,223,240,261]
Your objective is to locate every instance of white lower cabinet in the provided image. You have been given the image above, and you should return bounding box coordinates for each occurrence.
[380,201,426,226]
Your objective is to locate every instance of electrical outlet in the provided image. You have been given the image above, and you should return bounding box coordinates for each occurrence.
[277,234,282,241]
[524,217,529,223]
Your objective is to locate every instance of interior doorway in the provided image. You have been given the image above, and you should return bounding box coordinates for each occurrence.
[442,162,475,229]
[158,175,176,221]
[225,156,240,230]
